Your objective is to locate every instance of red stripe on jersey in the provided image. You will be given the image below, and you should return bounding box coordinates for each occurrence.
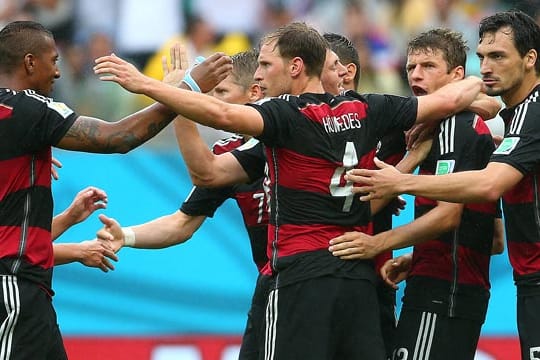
[0,150,51,202]
[465,202,497,214]
[473,116,492,135]
[374,251,392,274]
[0,104,13,120]
[415,196,437,207]
[410,240,490,288]
[504,173,535,204]
[266,146,376,194]
[0,225,53,269]
[301,100,368,127]
[508,241,540,276]
[212,136,244,155]
[268,223,372,258]
[234,189,268,227]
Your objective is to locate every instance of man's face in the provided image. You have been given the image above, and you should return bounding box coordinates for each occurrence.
[321,49,347,95]
[254,41,291,97]
[212,74,252,104]
[30,35,60,96]
[406,48,456,96]
[477,27,527,100]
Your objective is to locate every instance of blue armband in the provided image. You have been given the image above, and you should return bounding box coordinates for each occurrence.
[182,71,201,93]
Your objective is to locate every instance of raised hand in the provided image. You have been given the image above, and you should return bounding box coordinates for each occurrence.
[94,53,152,94]
[189,52,233,93]
[62,187,108,226]
[162,43,189,87]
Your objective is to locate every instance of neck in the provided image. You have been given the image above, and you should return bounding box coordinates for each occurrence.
[502,74,540,108]
[290,75,324,95]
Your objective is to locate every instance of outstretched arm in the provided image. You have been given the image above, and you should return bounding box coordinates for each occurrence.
[161,45,250,187]
[53,240,118,272]
[347,159,522,203]
[93,54,264,137]
[330,201,462,259]
[415,76,485,125]
[52,186,108,240]
[96,211,206,252]
[57,50,231,154]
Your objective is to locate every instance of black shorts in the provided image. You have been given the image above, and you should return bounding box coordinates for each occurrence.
[263,275,386,360]
[239,274,273,360]
[378,279,397,358]
[391,308,482,360]
[517,291,540,360]
[0,276,67,360]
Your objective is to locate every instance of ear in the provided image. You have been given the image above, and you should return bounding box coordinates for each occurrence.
[450,65,465,81]
[24,53,35,75]
[248,83,263,102]
[344,63,358,87]
[525,49,537,71]
[289,57,303,78]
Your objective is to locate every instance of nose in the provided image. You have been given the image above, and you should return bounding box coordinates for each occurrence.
[254,66,263,82]
[479,57,491,76]
[408,65,422,81]
[337,61,347,78]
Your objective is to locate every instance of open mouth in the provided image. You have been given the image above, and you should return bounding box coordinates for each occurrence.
[411,85,427,96]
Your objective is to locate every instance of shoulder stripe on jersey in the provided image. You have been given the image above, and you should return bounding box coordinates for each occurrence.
[438,116,455,155]
[23,90,51,104]
[510,103,527,134]
[213,134,244,147]
[412,311,436,360]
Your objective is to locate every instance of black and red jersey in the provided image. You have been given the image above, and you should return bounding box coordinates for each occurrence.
[180,135,269,271]
[0,88,77,294]
[249,91,417,287]
[407,111,496,320]
[372,130,407,271]
[491,85,540,285]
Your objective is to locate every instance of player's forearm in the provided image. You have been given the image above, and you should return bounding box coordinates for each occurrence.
[397,170,497,203]
[142,79,240,132]
[174,116,218,185]
[53,243,82,265]
[51,212,74,241]
[129,212,204,249]
[377,204,461,252]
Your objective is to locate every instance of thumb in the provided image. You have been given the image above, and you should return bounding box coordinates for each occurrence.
[98,213,116,227]
[373,157,390,169]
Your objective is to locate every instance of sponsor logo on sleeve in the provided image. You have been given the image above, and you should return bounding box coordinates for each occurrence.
[47,101,74,118]
[435,159,455,175]
[493,137,519,155]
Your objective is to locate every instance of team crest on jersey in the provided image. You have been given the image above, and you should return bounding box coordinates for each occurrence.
[47,101,74,118]
[493,137,519,155]
[435,159,455,175]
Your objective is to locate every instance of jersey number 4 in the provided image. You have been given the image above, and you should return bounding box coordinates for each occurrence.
[329,142,358,212]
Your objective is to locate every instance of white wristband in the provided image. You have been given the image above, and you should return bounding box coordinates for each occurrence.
[121,227,136,247]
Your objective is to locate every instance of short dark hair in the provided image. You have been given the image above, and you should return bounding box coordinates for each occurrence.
[479,10,540,74]
[0,21,54,73]
[260,22,327,78]
[407,28,468,73]
[231,48,259,89]
[323,32,361,88]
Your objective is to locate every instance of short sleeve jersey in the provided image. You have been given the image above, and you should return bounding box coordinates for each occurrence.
[490,85,540,283]
[0,89,78,294]
[405,112,496,321]
[248,91,417,287]
[180,135,269,271]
